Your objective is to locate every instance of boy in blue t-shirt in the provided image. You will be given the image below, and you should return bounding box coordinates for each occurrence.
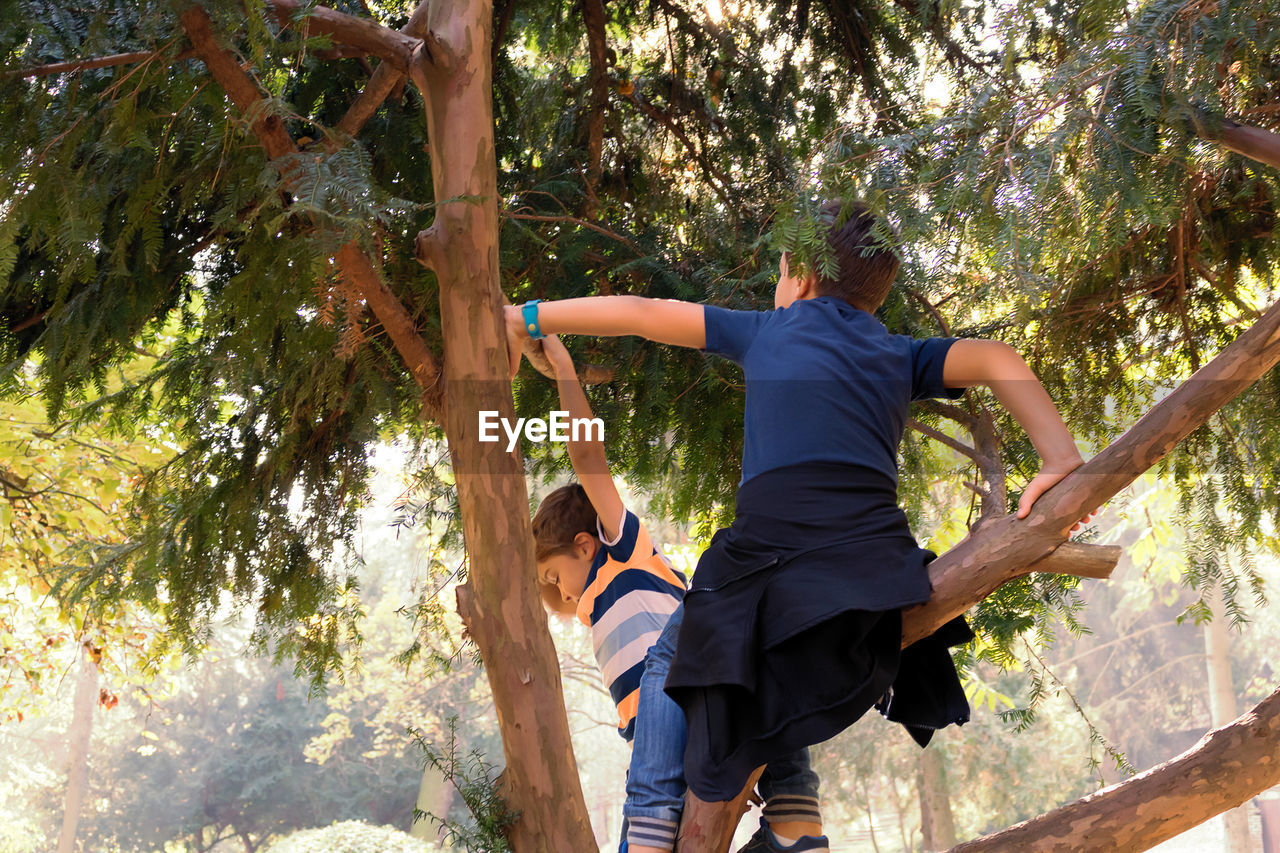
[529,334,828,853]
[508,200,1087,853]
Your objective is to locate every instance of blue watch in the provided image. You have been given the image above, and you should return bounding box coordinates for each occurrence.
[521,299,545,340]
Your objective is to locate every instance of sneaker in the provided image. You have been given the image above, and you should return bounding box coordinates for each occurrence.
[735,819,830,852]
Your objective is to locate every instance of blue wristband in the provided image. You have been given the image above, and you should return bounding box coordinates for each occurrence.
[521,299,545,340]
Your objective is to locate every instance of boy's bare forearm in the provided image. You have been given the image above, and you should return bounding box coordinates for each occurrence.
[944,340,1082,467]
[987,373,1082,468]
[554,364,608,474]
[507,296,706,348]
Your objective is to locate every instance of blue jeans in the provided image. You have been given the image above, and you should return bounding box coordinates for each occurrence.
[620,603,819,852]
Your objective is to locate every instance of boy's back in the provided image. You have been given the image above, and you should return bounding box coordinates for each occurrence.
[704,297,958,484]
[576,508,685,740]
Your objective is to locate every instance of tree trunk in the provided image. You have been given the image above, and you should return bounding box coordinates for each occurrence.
[182,2,596,845]
[412,1,596,850]
[675,766,764,851]
[919,746,958,851]
[950,682,1280,851]
[1204,580,1254,853]
[410,761,452,841]
[56,643,99,853]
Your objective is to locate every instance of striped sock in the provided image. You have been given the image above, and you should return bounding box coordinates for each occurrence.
[626,815,679,851]
[761,794,822,826]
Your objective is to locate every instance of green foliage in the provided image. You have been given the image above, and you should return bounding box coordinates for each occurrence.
[412,718,518,853]
[3,0,1280,700]
[264,821,440,853]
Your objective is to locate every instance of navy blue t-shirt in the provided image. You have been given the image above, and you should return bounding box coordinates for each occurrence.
[703,297,961,485]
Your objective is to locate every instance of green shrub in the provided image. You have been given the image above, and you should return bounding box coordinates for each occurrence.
[263,820,440,853]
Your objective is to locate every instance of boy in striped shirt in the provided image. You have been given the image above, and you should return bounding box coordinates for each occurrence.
[530,334,827,852]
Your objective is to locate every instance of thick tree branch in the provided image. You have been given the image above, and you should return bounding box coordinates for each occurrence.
[180,5,444,419]
[1217,117,1280,169]
[1188,110,1280,169]
[581,0,611,194]
[904,296,1280,646]
[180,7,297,160]
[677,767,766,851]
[950,683,1280,851]
[334,0,437,140]
[336,244,444,414]
[267,0,423,72]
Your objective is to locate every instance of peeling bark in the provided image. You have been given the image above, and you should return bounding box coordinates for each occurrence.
[676,767,764,851]
[412,1,596,849]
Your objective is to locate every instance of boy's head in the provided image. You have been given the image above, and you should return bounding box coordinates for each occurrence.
[777,199,901,312]
[531,483,599,616]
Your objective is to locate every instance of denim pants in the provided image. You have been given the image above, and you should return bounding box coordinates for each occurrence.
[620,603,819,852]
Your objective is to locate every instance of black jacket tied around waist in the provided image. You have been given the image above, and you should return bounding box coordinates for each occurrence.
[664,462,973,801]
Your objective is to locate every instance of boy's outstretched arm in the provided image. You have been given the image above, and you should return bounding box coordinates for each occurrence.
[540,335,626,541]
[504,296,705,377]
[942,339,1086,519]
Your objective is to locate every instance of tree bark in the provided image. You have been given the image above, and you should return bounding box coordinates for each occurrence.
[56,643,99,853]
[1204,580,1255,852]
[950,682,1280,851]
[182,4,593,847]
[675,767,764,851]
[919,745,958,851]
[1215,118,1280,170]
[267,0,422,72]
[410,1,596,850]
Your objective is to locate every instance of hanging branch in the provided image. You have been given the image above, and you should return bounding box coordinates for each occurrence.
[266,0,428,73]
[5,47,196,79]
[179,4,444,419]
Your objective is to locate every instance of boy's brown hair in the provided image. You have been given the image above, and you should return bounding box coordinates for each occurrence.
[531,483,598,615]
[811,199,901,312]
